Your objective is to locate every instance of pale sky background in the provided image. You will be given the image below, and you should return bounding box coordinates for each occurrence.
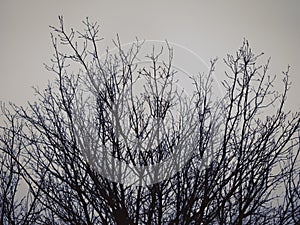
[0,0,299,112]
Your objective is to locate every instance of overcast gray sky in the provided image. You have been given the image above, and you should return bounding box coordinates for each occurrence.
[0,0,299,112]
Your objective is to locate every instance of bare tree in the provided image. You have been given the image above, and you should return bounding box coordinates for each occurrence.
[0,106,43,225]
[0,17,299,225]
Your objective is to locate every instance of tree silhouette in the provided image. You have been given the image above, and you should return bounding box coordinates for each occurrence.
[0,17,299,225]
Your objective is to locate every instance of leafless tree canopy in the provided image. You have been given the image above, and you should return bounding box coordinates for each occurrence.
[1,17,299,225]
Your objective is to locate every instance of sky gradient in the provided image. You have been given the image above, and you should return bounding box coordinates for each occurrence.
[0,0,299,111]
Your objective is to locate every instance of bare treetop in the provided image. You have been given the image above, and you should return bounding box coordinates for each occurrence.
[0,17,299,225]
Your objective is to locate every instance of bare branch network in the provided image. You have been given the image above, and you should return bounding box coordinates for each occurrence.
[0,17,299,225]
